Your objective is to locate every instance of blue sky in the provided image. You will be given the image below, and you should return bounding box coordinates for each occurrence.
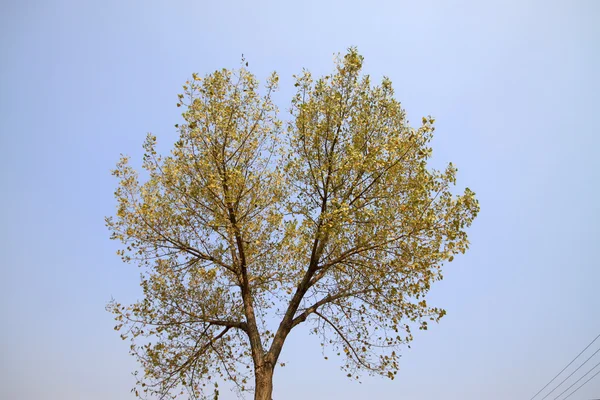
[1,1,599,399]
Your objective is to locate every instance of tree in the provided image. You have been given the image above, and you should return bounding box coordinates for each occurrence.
[106,49,479,400]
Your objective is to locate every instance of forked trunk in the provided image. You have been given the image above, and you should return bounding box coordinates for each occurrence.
[254,366,274,400]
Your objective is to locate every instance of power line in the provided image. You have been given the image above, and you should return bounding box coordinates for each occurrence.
[553,360,600,400]
[540,347,600,400]
[562,368,600,400]
[530,333,600,400]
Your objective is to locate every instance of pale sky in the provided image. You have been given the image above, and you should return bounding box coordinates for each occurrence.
[1,1,599,399]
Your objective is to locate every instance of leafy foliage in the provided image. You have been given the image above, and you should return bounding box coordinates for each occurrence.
[106,49,479,399]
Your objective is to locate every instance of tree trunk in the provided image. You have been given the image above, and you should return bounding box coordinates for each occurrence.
[254,366,274,400]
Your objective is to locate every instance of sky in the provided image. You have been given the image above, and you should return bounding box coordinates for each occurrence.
[1,1,599,399]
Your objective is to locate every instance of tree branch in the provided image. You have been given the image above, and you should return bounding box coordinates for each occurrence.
[313,310,375,371]
[290,288,374,329]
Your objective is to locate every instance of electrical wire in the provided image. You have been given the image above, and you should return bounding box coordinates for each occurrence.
[540,347,600,400]
[530,333,600,400]
[562,368,600,400]
[553,360,600,400]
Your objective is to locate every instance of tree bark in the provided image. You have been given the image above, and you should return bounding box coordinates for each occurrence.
[254,365,274,400]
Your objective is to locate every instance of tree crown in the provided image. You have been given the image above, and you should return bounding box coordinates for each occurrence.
[107,48,479,399]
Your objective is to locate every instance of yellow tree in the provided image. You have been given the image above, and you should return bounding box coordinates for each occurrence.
[106,49,479,400]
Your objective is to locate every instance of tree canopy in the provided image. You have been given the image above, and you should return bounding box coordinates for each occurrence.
[106,48,479,400]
